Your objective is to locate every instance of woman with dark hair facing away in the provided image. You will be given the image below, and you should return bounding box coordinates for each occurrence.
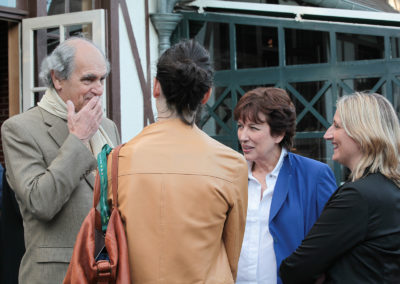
[280,92,400,283]
[234,87,337,284]
[108,40,248,283]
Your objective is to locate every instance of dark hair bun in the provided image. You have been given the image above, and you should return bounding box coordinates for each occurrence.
[156,40,214,125]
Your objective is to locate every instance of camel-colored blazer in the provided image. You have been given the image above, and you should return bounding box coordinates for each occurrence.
[108,118,248,284]
[1,106,120,284]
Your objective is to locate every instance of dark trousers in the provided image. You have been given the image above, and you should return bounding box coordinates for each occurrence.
[0,169,25,284]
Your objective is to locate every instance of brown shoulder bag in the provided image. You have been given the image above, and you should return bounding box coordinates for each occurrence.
[64,144,130,284]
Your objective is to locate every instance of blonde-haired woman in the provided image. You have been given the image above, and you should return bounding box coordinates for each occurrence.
[280,92,400,283]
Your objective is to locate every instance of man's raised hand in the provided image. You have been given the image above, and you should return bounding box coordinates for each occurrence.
[67,97,103,143]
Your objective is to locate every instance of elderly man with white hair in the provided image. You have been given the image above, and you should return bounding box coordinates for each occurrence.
[1,37,120,283]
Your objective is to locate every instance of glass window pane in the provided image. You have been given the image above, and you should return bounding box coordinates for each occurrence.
[285,28,329,65]
[47,0,66,15]
[0,0,16,8]
[200,86,235,136]
[71,0,93,12]
[33,28,60,87]
[391,36,400,59]
[236,24,278,68]
[65,24,92,39]
[338,77,382,97]
[190,21,230,70]
[293,137,329,164]
[48,0,93,15]
[287,81,331,132]
[393,78,400,118]
[34,90,46,106]
[336,33,384,61]
[224,0,279,2]
[239,83,276,94]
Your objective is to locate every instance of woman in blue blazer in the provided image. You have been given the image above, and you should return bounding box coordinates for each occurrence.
[280,92,400,283]
[234,87,337,284]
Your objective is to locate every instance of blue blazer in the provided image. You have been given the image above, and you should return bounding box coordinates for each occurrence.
[270,152,336,284]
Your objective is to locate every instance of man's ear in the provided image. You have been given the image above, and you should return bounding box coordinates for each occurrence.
[153,78,161,99]
[51,70,62,91]
[201,88,212,105]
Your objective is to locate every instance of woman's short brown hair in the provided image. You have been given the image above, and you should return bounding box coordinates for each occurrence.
[234,87,296,149]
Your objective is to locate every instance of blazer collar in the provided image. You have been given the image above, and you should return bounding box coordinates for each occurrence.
[39,107,96,189]
[269,153,292,222]
[39,107,69,147]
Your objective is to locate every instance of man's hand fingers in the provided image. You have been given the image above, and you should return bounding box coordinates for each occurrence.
[94,99,103,115]
[67,100,75,119]
[95,108,103,123]
[83,96,100,111]
[67,97,103,142]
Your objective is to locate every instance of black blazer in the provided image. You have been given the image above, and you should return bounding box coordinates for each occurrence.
[279,172,400,284]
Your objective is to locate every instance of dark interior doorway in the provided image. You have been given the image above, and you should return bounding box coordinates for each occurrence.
[0,21,9,167]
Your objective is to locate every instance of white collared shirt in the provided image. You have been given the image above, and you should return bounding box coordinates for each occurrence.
[236,148,287,284]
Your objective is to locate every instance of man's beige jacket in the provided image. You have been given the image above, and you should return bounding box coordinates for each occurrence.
[2,107,120,283]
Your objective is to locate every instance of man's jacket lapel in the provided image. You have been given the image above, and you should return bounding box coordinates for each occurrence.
[40,107,96,189]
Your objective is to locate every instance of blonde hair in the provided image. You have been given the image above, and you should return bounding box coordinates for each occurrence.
[337,92,400,186]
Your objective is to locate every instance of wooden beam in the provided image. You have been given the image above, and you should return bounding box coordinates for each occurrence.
[120,0,154,126]
[145,0,154,125]
[27,0,47,17]
[0,6,28,20]
[97,0,122,133]
[8,22,20,116]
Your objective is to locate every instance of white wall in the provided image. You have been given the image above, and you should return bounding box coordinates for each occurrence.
[119,0,159,143]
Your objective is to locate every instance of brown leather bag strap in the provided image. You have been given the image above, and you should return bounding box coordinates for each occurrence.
[111,143,125,208]
[93,171,102,231]
[93,170,101,208]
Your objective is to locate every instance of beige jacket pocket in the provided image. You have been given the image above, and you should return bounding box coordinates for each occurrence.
[34,247,73,263]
